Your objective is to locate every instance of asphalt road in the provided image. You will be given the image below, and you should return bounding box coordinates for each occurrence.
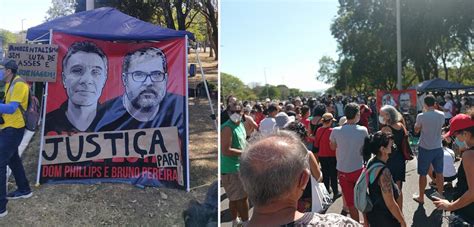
[220,158,461,226]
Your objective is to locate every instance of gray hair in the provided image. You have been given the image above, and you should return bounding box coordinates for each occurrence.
[380,105,402,125]
[239,130,309,206]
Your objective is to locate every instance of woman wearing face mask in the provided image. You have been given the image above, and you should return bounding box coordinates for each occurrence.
[433,110,474,224]
[363,131,406,227]
[379,105,406,211]
[221,102,250,226]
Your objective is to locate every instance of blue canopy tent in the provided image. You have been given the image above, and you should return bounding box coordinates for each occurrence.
[27,7,194,42]
[409,78,474,92]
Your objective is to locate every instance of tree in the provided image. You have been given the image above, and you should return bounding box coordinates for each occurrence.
[93,0,212,57]
[0,29,18,50]
[317,56,337,84]
[221,72,256,101]
[45,0,76,21]
[196,0,218,60]
[329,0,473,93]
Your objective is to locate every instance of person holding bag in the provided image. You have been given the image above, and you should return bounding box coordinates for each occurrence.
[316,113,340,200]
[379,105,407,211]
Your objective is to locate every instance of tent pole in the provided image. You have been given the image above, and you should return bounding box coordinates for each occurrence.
[185,36,190,192]
[35,29,52,187]
[195,43,217,131]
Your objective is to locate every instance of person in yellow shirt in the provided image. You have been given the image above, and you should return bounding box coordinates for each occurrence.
[0,59,32,218]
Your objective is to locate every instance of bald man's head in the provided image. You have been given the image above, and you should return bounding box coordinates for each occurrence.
[239,131,309,206]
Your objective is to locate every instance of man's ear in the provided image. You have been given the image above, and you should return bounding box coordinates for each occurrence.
[298,169,310,190]
[122,73,127,85]
[62,72,67,89]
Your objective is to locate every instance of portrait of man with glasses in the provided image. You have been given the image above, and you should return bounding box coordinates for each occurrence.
[45,41,108,134]
[96,46,184,133]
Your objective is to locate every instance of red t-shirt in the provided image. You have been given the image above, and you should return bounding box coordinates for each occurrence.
[359,106,372,128]
[300,117,310,132]
[254,112,265,126]
[314,127,335,157]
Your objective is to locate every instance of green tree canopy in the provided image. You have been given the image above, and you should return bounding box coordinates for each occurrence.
[326,0,473,94]
[221,72,256,102]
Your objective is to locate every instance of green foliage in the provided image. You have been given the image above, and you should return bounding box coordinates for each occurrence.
[257,85,280,100]
[0,29,18,50]
[45,0,76,21]
[327,0,473,93]
[221,72,256,102]
[185,10,207,42]
[94,0,211,53]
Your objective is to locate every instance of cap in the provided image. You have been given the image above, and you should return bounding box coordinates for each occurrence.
[322,113,336,121]
[275,112,295,129]
[338,116,347,126]
[244,105,252,113]
[0,59,18,71]
[445,114,474,137]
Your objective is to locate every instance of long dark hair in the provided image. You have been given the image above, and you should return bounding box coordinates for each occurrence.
[362,131,393,158]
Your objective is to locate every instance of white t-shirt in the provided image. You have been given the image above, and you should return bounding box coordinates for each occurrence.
[259,117,276,136]
[443,147,456,178]
[443,100,453,119]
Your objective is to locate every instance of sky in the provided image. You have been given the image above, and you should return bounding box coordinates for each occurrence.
[221,0,339,92]
[0,0,51,33]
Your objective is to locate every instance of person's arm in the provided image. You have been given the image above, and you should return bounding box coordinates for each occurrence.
[434,151,474,211]
[0,102,20,114]
[379,168,406,227]
[308,152,322,181]
[221,126,242,156]
[314,128,321,148]
[329,131,337,151]
[246,115,258,130]
[414,114,422,134]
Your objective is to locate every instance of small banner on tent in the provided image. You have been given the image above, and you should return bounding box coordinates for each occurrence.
[41,32,188,190]
[376,89,417,114]
[7,43,58,82]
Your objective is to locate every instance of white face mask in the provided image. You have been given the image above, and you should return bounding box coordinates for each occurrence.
[230,113,241,123]
[379,115,385,125]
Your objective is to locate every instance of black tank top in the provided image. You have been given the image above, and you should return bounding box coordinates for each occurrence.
[367,159,400,215]
[454,149,474,220]
[388,125,404,155]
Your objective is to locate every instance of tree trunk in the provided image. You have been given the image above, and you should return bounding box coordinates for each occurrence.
[441,54,449,81]
[161,1,176,30]
[174,0,191,31]
[209,45,214,58]
[204,0,218,60]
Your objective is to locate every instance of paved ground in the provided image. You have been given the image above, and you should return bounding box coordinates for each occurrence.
[221,157,461,226]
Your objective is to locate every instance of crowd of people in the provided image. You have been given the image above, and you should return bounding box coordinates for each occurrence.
[220,93,474,226]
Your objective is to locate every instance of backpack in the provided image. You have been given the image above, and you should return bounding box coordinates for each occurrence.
[8,77,41,131]
[354,162,385,213]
